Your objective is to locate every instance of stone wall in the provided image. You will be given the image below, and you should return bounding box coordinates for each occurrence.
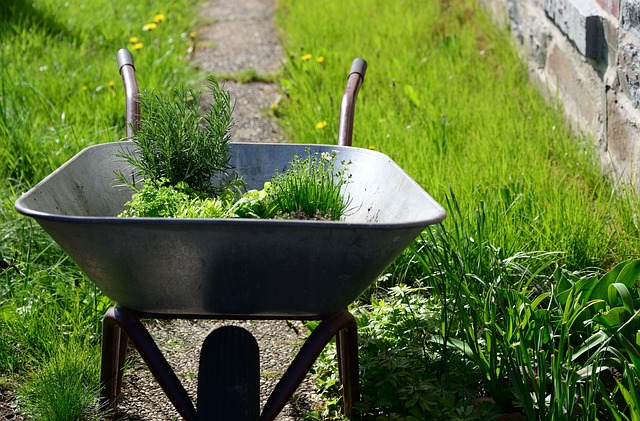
[479,0,640,189]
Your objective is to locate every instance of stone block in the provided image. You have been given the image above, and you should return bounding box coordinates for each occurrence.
[597,0,620,20]
[479,0,640,190]
[617,42,640,108]
[539,0,605,60]
[515,3,553,68]
[606,91,640,185]
[546,43,601,133]
[602,14,619,69]
[506,0,525,46]
[622,0,640,39]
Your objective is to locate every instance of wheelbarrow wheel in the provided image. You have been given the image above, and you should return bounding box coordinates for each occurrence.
[197,325,260,420]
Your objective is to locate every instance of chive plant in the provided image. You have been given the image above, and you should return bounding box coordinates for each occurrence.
[267,149,351,220]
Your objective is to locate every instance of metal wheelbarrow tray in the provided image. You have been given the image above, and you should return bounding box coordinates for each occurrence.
[15,50,445,319]
[15,140,445,317]
[14,51,447,419]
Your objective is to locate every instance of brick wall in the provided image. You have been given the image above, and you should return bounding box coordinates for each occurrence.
[479,0,640,189]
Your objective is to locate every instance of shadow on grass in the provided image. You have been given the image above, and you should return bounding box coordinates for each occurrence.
[1,0,75,40]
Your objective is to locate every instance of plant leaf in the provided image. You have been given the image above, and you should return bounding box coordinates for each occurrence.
[591,260,640,312]
[608,282,636,314]
[572,330,609,362]
[404,85,421,108]
[594,307,628,331]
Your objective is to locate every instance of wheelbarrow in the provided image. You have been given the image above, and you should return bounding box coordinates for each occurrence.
[15,49,446,419]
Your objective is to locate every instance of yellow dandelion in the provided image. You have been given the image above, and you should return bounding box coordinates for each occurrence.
[368,145,376,150]
[270,103,277,110]
[81,85,89,92]
[142,23,157,31]
[153,13,165,23]
[315,56,324,64]
[132,42,144,51]
[189,31,197,40]
[301,53,312,61]
[108,80,115,89]
[129,36,139,44]
[315,121,327,129]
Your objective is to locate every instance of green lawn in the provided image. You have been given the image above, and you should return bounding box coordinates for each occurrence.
[1,0,639,419]
[1,1,200,418]
[275,0,640,418]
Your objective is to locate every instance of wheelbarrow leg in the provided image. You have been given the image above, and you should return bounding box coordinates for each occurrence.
[100,308,129,413]
[336,314,359,416]
[261,309,359,420]
[197,326,260,420]
[101,306,197,421]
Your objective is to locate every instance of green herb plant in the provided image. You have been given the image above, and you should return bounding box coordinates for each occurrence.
[117,75,243,197]
[267,148,351,220]
[120,149,352,221]
[117,75,352,220]
[119,178,236,218]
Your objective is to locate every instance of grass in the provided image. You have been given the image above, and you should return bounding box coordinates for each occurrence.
[18,340,104,420]
[216,68,282,84]
[1,0,640,418]
[1,0,201,415]
[274,0,639,270]
[1,0,200,186]
[274,0,640,418]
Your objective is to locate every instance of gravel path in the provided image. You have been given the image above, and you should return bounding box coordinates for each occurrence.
[193,0,285,144]
[113,0,321,420]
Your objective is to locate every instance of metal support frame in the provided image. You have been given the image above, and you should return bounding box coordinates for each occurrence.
[100,306,359,420]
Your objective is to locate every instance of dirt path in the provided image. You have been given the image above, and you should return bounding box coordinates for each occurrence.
[112,1,321,420]
[193,0,285,143]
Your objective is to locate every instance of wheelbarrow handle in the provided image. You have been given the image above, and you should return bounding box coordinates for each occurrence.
[117,49,140,139]
[337,58,367,147]
[116,50,366,146]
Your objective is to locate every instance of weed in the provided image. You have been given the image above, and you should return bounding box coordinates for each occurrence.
[217,69,282,84]
[19,340,105,421]
[310,285,498,420]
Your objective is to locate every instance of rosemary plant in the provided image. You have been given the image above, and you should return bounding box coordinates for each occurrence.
[117,76,243,197]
